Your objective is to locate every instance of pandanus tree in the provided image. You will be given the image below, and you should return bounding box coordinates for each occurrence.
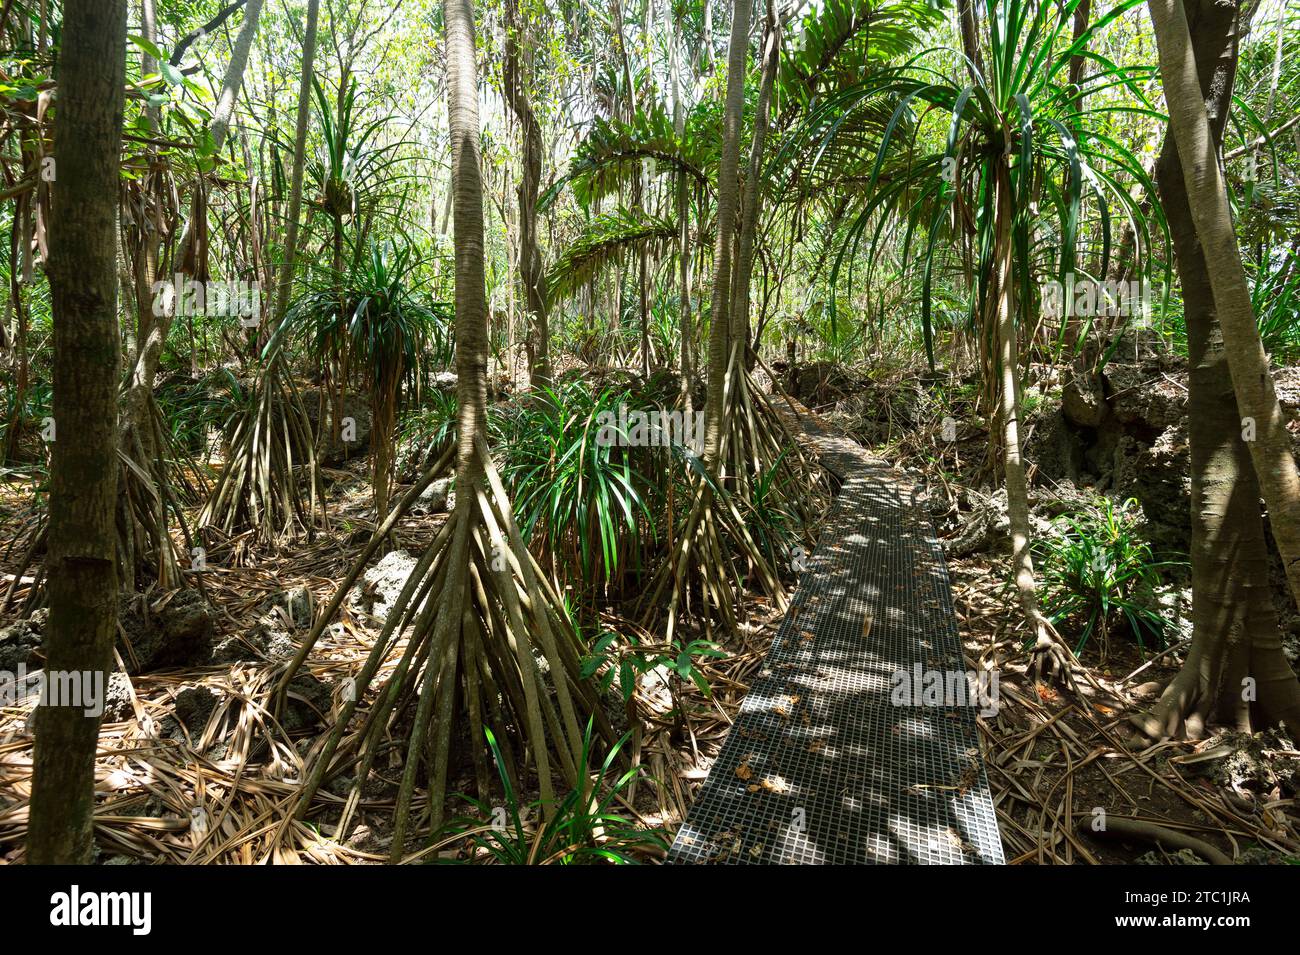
[286,241,451,519]
[5,0,272,592]
[542,0,939,643]
[551,0,803,643]
[201,0,327,547]
[657,0,950,641]
[641,0,792,643]
[303,75,417,438]
[541,101,715,322]
[788,0,1165,675]
[283,0,612,856]
[120,0,267,586]
[640,0,949,643]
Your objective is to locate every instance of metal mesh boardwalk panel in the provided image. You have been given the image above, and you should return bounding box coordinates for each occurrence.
[667,408,1005,865]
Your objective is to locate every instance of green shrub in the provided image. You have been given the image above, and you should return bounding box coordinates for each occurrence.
[1036,497,1178,660]
[397,389,459,475]
[497,379,666,592]
[440,722,665,865]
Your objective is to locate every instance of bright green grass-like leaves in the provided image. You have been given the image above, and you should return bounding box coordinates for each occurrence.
[439,723,666,865]
[497,379,664,590]
[1036,496,1181,659]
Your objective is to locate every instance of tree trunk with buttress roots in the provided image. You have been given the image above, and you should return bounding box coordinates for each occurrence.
[386,0,590,855]
[1139,0,1300,738]
[1148,0,1300,614]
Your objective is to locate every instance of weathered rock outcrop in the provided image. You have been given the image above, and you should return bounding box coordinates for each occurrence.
[119,590,216,674]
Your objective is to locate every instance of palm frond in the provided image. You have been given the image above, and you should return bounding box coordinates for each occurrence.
[545,208,678,306]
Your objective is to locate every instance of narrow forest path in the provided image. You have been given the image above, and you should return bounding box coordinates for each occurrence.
[667,401,1005,864]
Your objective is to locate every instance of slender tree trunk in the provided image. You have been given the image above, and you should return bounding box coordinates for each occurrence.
[1141,0,1300,737]
[140,0,160,128]
[702,0,750,468]
[502,0,550,387]
[3,215,28,464]
[446,0,491,548]
[610,0,651,377]
[671,14,693,412]
[207,0,264,153]
[273,0,321,325]
[992,157,1050,652]
[1263,0,1284,125]
[698,0,714,73]
[955,0,984,79]
[28,0,126,865]
[1149,0,1300,613]
[1068,0,1092,97]
[730,0,780,362]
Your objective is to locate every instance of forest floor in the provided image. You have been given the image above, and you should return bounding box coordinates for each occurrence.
[1,361,1299,864]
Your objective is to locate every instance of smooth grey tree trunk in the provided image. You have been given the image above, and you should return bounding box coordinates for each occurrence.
[1149,0,1300,613]
[730,0,780,359]
[1141,0,1300,737]
[273,0,321,325]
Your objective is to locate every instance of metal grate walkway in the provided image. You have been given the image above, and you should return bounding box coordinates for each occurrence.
[667,404,1005,864]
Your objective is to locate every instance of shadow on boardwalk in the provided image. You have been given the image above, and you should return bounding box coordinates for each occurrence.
[667,404,1005,865]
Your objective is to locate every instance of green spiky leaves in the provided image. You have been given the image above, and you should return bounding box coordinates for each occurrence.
[545,207,678,305]
[541,103,714,212]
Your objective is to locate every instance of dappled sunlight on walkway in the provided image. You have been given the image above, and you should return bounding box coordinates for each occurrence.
[668,409,1004,864]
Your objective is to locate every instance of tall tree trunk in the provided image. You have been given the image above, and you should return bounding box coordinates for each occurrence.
[502,0,549,387]
[140,0,160,129]
[1140,0,1300,737]
[730,0,779,363]
[447,0,490,498]
[390,0,534,854]
[294,0,602,848]
[273,0,321,325]
[697,0,714,73]
[955,0,985,79]
[992,156,1054,661]
[1068,0,1092,97]
[1149,0,1300,613]
[610,0,651,377]
[671,12,694,412]
[207,0,264,153]
[702,0,750,468]
[27,0,127,865]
